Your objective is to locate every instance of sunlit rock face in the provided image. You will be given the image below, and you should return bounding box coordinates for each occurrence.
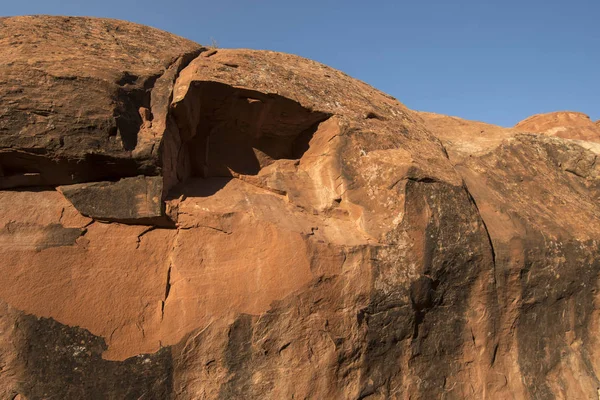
[2,15,600,400]
[515,111,600,142]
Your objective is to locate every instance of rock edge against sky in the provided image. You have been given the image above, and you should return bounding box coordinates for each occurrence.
[1,15,600,399]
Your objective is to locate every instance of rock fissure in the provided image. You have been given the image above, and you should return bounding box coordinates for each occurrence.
[135,226,156,249]
[161,265,172,321]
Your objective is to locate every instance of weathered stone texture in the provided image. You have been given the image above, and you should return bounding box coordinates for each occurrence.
[1,15,600,400]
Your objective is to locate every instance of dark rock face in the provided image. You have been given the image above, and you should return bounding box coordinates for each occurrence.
[452,134,600,399]
[420,113,600,399]
[0,16,203,189]
[1,15,600,400]
[58,176,164,223]
[1,303,173,400]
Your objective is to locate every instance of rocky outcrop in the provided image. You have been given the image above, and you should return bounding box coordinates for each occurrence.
[0,15,203,198]
[420,112,600,398]
[1,16,600,400]
[515,111,600,142]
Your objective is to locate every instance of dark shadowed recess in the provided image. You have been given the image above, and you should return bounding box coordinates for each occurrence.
[0,150,158,190]
[167,177,234,199]
[13,314,173,400]
[170,81,330,191]
[114,71,161,151]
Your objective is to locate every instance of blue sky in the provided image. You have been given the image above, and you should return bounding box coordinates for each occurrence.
[4,0,599,127]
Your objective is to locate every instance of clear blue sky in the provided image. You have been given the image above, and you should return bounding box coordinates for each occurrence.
[4,0,599,127]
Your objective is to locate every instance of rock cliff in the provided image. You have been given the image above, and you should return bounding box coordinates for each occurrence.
[1,15,600,399]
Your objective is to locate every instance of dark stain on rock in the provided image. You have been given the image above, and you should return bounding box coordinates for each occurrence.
[15,314,173,400]
[409,181,496,398]
[357,180,496,398]
[38,223,86,250]
[516,238,600,399]
[1,222,84,251]
[219,314,255,399]
[410,276,436,312]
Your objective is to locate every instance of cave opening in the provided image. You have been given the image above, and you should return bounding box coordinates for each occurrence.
[170,81,330,182]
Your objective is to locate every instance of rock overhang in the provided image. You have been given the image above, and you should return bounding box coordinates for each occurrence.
[2,16,452,227]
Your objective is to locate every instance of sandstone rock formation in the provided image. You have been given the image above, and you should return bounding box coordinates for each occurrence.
[515,111,600,142]
[1,15,600,400]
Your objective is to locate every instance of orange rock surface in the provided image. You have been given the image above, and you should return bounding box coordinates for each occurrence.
[515,111,600,141]
[1,16,600,400]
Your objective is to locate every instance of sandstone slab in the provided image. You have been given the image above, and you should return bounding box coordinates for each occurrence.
[58,176,164,223]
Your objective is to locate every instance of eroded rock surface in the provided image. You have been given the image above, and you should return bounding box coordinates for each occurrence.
[1,16,600,400]
[515,111,600,142]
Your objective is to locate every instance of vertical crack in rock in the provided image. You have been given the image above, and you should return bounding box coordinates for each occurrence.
[161,266,172,321]
[58,207,65,224]
[490,342,499,367]
[161,230,179,322]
